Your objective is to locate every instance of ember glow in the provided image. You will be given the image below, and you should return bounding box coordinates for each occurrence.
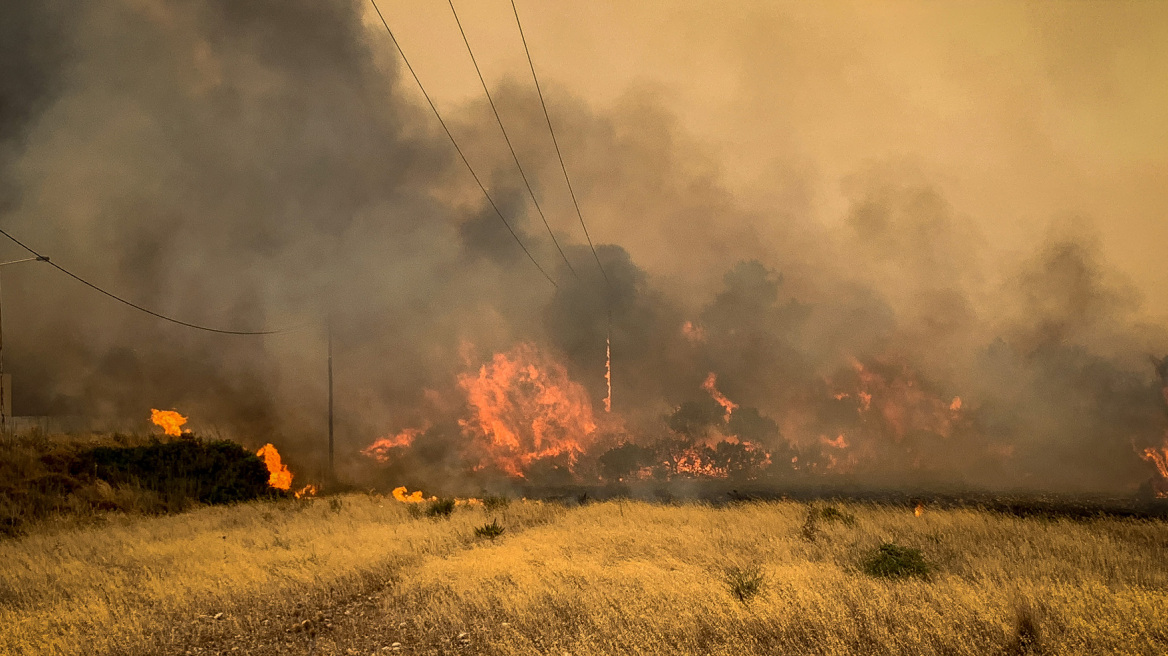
[681,321,706,344]
[150,409,187,437]
[294,484,317,499]
[458,343,598,477]
[256,443,293,490]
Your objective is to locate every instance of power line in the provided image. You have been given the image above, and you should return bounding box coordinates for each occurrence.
[0,227,293,335]
[447,0,577,279]
[510,0,609,287]
[369,0,558,289]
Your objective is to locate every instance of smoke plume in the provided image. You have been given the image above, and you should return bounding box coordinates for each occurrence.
[2,0,1166,494]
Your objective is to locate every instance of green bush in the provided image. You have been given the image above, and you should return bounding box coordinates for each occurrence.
[862,542,932,579]
[818,505,857,526]
[426,497,456,518]
[0,435,272,535]
[482,495,510,513]
[76,437,271,505]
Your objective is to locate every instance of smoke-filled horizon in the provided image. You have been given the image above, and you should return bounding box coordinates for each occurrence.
[2,0,1167,494]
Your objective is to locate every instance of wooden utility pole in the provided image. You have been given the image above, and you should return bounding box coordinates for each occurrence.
[327,319,334,480]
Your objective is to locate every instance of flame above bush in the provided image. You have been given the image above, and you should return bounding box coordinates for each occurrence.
[256,443,293,490]
[150,409,187,437]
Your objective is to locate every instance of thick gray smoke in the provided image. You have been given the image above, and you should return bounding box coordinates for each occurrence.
[2,0,1165,493]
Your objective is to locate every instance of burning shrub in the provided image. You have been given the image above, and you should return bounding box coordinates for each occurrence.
[598,442,656,481]
[0,435,271,534]
[724,564,766,603]
[861,542,932,580]
[77,437,271,506]
[473,519,505,540]
[426,498,456,518]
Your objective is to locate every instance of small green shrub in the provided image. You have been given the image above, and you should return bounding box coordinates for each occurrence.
[473,519,505,540]
[725,565,765,603]
[1005,607,1042,655]
[482,495,510,513]
[426,497,456,518]
[800,506,819,542]
[818,505,857,526]
[862,542,931,579]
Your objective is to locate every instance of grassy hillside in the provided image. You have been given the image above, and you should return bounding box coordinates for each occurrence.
[1,497,1165,655]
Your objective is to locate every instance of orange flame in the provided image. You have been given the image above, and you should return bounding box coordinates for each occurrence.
[604,333,612,413]
[702,372,738,422]
[392,486,428,503]
[362,428,423,463]
[1141,438,1168,498]
[821,433,849,450]
[458,344,597,477]
[150,409,187,437]
[949,397,963,411]
[294,484,317,499]
[256,443,293,490]
[914,502,924,517]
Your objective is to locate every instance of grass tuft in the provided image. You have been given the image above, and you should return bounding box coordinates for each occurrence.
[473,519,505,540]
[724,564,766,603]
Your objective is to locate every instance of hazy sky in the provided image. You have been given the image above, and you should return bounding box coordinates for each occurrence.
[372,0,1168,312]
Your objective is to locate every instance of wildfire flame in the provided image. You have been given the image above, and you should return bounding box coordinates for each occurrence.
[914,502,924,517]
[392,486,428,503]
[294,484,317,499]
[702,372,738,422]
[821,433,849,450]
[256,443,293,490]
[604,332,612,413]
[458,343,598,477]
[362,428,422,463]
[150,409,187,437]
[1141,438,1168,498]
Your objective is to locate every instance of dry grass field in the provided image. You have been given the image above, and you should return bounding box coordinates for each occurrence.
[2,496,1166,656]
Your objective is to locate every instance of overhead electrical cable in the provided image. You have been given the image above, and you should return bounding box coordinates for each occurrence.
[509,0,609,287]
[446,0,577,279]
[509,0,614,412]
[0,227,294,335]
[369,0,558,288]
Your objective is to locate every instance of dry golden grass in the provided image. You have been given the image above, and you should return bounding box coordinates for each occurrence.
[0,494,561,656]
[352,501,1168,655]
[2,498,1166,655]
